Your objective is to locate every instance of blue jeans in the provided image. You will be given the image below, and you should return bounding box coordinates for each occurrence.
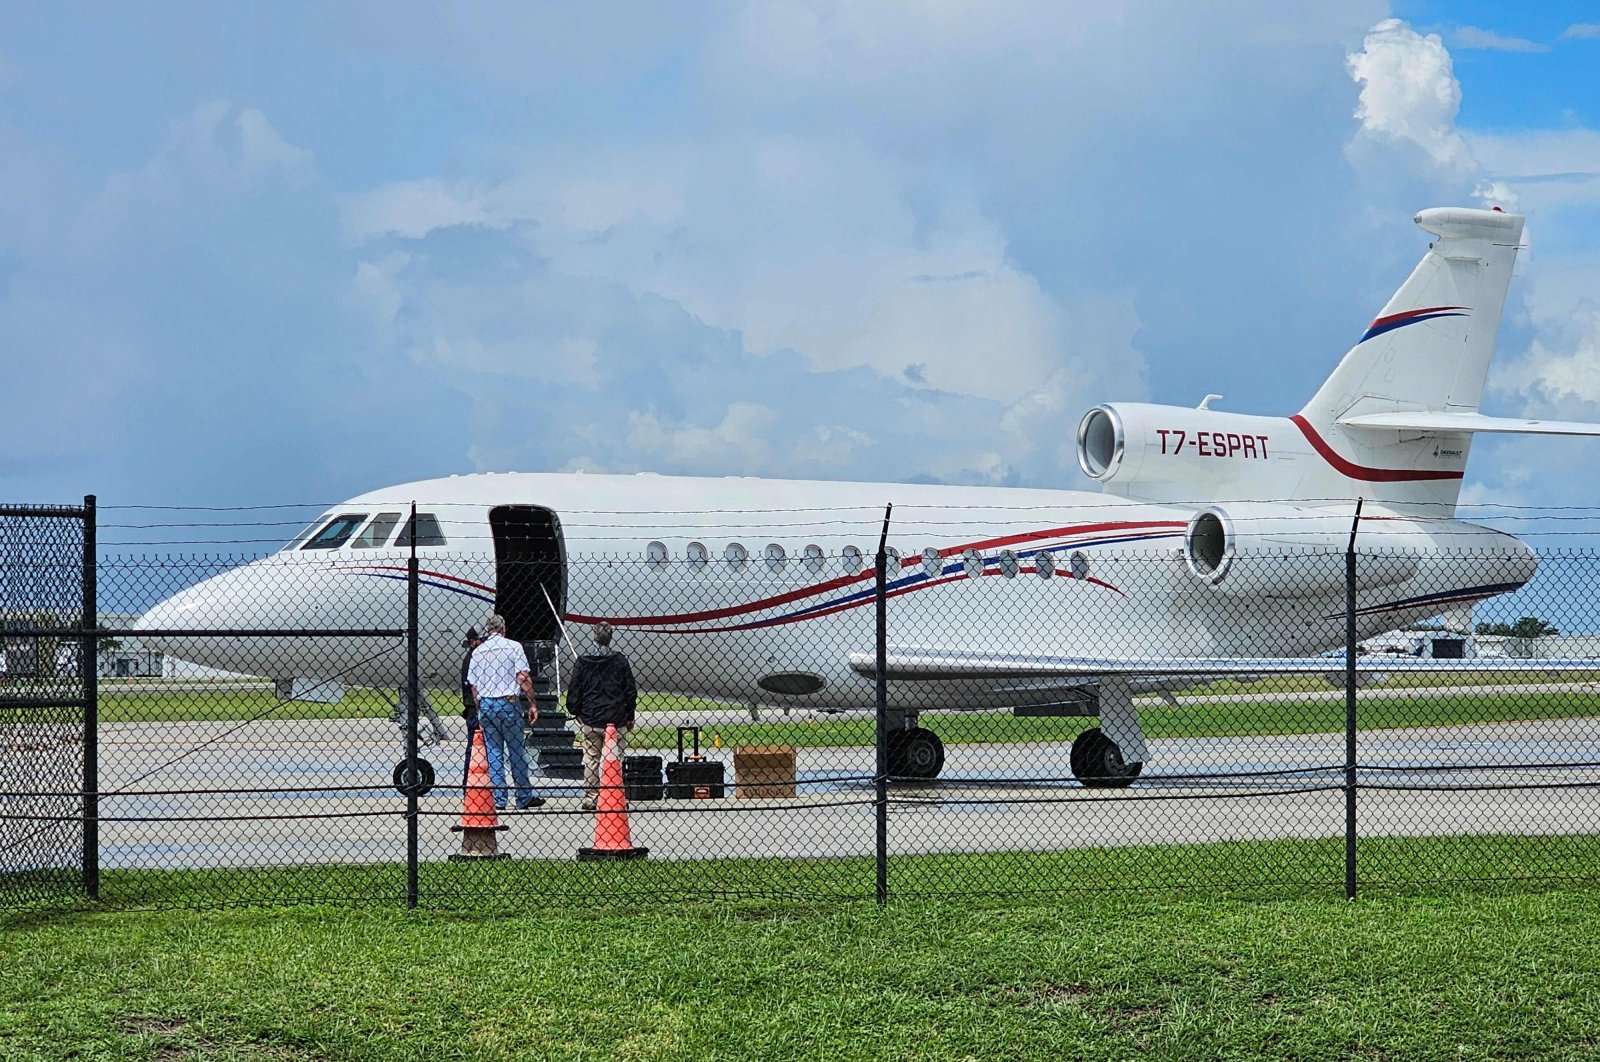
[478,697,533,808]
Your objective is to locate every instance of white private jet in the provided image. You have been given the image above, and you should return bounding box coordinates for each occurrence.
[137,207,1600,786]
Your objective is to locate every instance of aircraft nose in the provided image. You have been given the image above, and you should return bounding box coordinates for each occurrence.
[134,563,264,669]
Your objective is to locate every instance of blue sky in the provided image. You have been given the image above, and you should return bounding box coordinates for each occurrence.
[2,2,1599,524]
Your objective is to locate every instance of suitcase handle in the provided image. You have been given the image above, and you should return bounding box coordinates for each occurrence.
[676,725,701,761]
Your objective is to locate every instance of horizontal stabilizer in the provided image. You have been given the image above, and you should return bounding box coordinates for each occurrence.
[1338,411,1600,437]
[846,646,1600,680]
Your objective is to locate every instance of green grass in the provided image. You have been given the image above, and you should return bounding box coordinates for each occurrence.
[97,682,1600,747]
[5,836,1600,1060]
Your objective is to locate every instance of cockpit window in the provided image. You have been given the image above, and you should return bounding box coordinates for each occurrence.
[352,512,403,549]
[300,514,368,550]
[396,513,448,548]
[283,519,322,551]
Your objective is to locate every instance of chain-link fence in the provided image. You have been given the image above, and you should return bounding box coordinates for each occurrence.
[6,501,1600,910]
[1,501,93,907]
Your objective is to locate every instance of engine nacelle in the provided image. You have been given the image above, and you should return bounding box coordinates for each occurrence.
[1077,403,1292,499]
[1181,502,1421,597]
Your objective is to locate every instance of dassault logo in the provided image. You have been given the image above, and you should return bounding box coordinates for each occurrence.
[1433,445,1464,459]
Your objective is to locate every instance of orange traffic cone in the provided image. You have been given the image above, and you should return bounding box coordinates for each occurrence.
[449,728,510,861]
[578,723,648,861]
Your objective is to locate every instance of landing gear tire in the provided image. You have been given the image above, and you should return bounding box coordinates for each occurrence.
[1071,727,1143,789]
[887,727,945,780]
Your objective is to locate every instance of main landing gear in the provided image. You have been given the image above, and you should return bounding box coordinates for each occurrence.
[1069,727,1144,788]
[886,727,945,779]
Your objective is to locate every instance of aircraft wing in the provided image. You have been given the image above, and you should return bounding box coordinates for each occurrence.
[845,646,1600,680]
[1338,411,1600,437]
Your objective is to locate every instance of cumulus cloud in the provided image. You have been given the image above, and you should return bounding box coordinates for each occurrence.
[1494,301,1600,409]
[1346,19,1473,171]
[344,139,1083,406]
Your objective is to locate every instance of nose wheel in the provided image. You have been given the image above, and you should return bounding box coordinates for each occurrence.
[1070,727,1143,788]
[887,727,945,780]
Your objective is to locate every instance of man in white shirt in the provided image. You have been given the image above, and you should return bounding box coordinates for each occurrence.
[465,614,543,810]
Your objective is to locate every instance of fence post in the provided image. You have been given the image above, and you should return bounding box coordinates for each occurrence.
[874,503,892,907]
[81,494,98,901]
[1344,498,1363,901]
[406,501,420,909]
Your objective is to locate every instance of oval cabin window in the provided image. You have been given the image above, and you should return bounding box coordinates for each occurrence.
[1036,551,1056,579]
[687,541,709,569]
[842,545,864,572]
[646,541,668,568]
[803,544,825,572]
[765,543,786,571]
[1070,550,1090,581]
[725,542,749,570]
[998,549,1020,578]
[921,547,942,578]
[963,548,984,579]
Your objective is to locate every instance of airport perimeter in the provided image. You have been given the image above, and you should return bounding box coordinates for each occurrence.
[5,499,1600,910]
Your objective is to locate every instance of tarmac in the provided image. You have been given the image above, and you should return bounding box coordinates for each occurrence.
[51,709,1600,869]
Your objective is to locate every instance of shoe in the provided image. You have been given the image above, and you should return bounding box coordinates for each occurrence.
[516,796,545,809]
[580,799,597,812]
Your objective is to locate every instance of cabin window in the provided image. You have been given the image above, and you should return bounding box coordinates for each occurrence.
[998,549,1020,578]
[765,543,787,571]
[725,542,749,570]
[301,514,367,550]
[803,544,825,572]
[1070,550,1090,581]
[921,547,942,578]
[396,513,448,548]
[963,548,984,579]
[842,545,864,573]
[646,541,669,568]
[687,541,709,569]
[884,547,902,578]
[1035,550,1056,579]
[351,512,403,549]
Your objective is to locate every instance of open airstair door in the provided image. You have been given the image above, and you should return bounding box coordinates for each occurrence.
[489,506,567,645]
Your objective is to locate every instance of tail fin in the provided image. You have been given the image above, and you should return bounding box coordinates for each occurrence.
[1294,207,1524,512]
[1303,207,1524,424]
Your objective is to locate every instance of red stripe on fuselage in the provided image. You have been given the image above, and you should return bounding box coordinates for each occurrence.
[1289,415,1463,483]
[569,521,1178,627]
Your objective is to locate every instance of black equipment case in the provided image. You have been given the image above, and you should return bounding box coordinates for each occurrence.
[665,726,725,799]
[623,754,665,802]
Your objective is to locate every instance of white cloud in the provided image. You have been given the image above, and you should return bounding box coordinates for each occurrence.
[1561,23,1600,40]
[1494,300,1600,408]
[341,179,494,241]
[1346,19,1473,171]
[1466,128,1600,213]
[626,403,778,476]
[1450,26,1548,53]
[348,136,1104,406]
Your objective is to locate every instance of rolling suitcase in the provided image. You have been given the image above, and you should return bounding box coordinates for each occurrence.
[665,726,725,799]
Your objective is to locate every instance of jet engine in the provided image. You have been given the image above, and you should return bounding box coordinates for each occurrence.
[1077,402,1291,501]
[1180,502,1420,597]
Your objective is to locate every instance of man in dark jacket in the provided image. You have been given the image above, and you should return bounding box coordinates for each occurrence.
[459,627,482,780]
[567,621,637,810]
